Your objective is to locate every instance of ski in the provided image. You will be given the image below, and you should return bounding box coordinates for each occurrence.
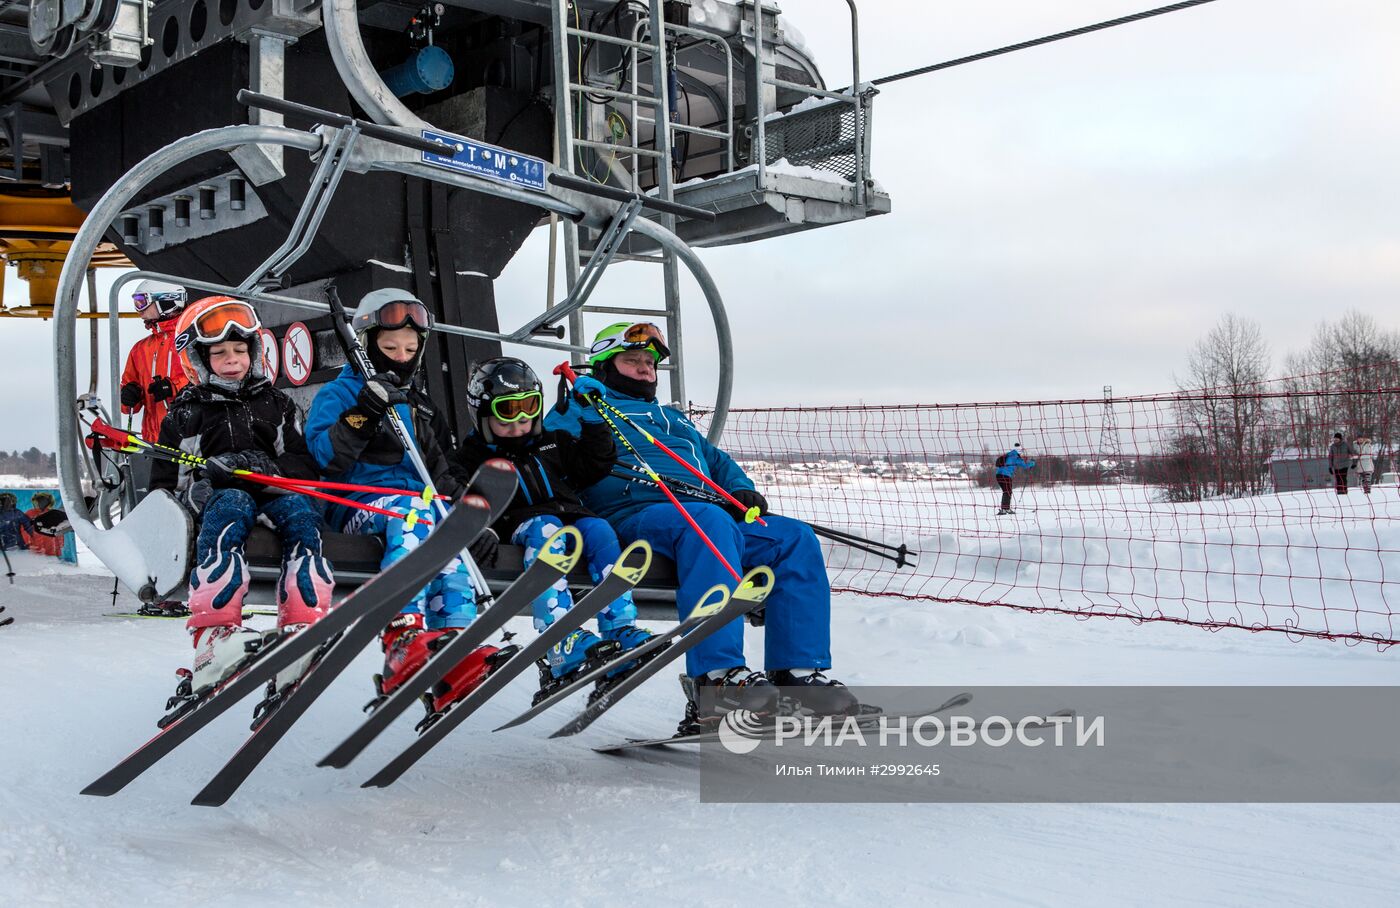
[81,460,516,799]
[343,539,651,779]
[186,464,522,806]
[548,565,776,739]
[491,581,734,734]
[316,524,594,771]
[0,606,12,628]
[594,691,974,752]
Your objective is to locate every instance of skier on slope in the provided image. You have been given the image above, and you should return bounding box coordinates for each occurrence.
[119,281,190,443]
[994,443,1036,515]
[547,321,857,722]
[150,297,335,694]
[449,357,656,694]
[305,289,501,712]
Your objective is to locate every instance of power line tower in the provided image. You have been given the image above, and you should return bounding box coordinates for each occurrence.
[1098,385,1124,483]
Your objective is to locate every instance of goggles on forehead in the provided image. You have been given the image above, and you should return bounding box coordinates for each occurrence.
[489,390,544,423]
[133,290,186,313]
[174,301,261,353]
[370,299,433,333]
[590,322,670,362]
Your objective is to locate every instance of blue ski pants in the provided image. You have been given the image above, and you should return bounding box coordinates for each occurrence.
[193,489,325,612]
[343,493,476,629]
[613,502,831,677]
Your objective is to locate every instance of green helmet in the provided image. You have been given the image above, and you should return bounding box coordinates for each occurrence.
[588,321,670,368]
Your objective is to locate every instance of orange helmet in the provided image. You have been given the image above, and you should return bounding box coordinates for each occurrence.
[173,295,265,385]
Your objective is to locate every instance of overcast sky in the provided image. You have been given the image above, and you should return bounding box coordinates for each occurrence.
[6,0,1399,449]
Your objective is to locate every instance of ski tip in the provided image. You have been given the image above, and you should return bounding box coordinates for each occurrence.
[480,458,517,475]
[189,790,230,808]
[79,781,116,798]
[458,493,491,511]
[734,565,775,603]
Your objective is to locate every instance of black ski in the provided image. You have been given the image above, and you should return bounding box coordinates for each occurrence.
[341,539,651,780]
[81,461,515,799]
[491,581,733,733]
[594,691,974,752]
[316,525,600,770]
[548,565,776,739]
[0,606,12,628]
[186,464,521,806]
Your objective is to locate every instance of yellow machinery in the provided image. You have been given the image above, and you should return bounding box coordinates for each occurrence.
[0,186,130,318]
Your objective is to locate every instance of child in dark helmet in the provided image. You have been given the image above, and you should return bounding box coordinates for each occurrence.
[548,321,857,723]
[306,289,495,710]
[451,357,654,690]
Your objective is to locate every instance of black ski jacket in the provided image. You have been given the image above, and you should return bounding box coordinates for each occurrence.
[150,379,319,508]
[450,421,615,533]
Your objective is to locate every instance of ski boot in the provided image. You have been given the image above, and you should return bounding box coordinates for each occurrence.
[364,613,454,711]
[160,624,278,728]
[415,639,522,732]
[766,669,860,716]
[531,629,622,706]
[250,548,338,729]
[676,666,781,735]
[598,623,659,679]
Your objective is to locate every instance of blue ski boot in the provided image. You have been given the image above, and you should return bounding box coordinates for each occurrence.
[533,629,621,703]
[600,623,658,679]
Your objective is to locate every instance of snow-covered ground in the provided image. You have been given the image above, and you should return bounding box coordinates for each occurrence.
[3,552,1398,907]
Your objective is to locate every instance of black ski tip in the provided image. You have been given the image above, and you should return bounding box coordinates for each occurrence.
[189,789,232,808]
[79,780,118,797]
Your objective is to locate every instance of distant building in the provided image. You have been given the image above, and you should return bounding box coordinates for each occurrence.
[1267,447,1391,492]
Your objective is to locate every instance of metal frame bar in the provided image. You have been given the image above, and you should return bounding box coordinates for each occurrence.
[54,120,736,568]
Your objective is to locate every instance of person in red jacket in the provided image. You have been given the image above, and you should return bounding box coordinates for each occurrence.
[22,492,69,558]
[120,280,189,442]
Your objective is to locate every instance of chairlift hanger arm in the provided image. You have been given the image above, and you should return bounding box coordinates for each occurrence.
[236,89,446,156]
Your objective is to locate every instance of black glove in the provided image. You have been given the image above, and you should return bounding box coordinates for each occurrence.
[182,478,214,514]
[203,453,245,485]
[468,527,500,568]
[356,373,408,422]
[729,488,769,522]
[147,376,175,402]
[120,382,143,408]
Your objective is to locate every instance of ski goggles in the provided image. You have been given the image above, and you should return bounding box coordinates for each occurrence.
[132,290,186,314]
[489,390,544,423]
[174,300,261,352]
[589,322,670,364]
[367,299,433,333]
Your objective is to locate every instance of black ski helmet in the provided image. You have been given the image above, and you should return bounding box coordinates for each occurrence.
[467,357,543,443]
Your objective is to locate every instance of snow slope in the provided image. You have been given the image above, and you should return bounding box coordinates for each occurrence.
[2,565,1398,908]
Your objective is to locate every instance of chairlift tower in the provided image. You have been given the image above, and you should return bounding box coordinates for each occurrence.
[1098,385,1124,483]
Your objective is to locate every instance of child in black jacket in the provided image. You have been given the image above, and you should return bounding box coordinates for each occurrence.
[151,296,333,693]
[451,357,651,687]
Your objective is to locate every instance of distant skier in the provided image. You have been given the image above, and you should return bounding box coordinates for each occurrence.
[305,289,496,713]
[549,321,857,724]
[994,443,1036,515]
[450,357,654,695]
[22,492,69,558]
[1352,435,1376,495]
[120,280,190,443]
[151,296,334,694]
[1328,432,1354,495]
[0,492,33,551]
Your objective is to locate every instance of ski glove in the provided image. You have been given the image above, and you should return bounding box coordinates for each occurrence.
[729,488,769,522]
[356,373,408,422]
[148,376,175,402]
[120,381,143,409]
[205,450,281,485]
[182,478,214,514]
[468,526,500,568]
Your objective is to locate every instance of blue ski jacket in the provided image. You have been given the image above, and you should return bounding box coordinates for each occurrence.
[546,390,754,524]
[995,449,1036,478]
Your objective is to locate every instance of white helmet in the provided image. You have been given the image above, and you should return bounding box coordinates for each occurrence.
[132,279,187,321]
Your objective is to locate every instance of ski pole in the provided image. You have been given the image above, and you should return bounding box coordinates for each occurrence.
[86,418,447,505]
[88,436,433,527]
[553,370,741,581]
[1,542,12,583]
[554,362,766,525]
[609,466,918,568]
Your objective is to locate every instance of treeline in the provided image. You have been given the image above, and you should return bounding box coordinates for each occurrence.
[0,448,59,478]
[1160,310,1399,501]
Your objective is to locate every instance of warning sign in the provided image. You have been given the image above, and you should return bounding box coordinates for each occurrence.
[259,328,279,384]
[282,322,314,386]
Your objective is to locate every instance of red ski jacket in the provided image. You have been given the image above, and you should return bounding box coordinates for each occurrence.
[120,318,189,442]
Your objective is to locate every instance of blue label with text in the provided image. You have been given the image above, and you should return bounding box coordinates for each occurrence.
[420,130,548,192]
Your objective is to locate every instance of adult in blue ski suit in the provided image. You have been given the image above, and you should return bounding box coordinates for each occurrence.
[548,321,854,716]
[994,443,1036,514]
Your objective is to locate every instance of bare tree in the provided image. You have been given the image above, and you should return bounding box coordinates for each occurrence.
[1280,310,1400,456]
[1171,314,1273,497]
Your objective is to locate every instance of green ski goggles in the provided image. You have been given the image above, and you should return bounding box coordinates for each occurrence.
[489,390,544,423]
